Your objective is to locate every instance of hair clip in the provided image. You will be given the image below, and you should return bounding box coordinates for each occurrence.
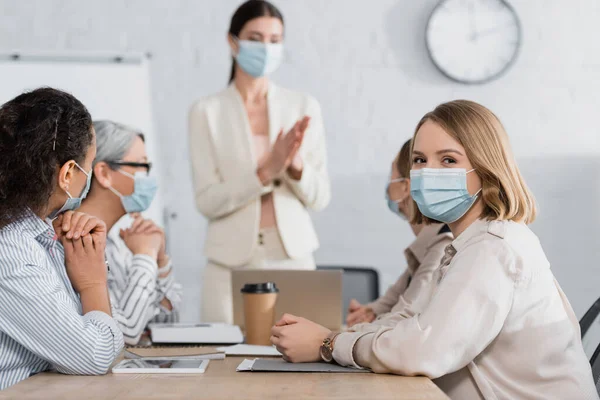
[52,117,58,151]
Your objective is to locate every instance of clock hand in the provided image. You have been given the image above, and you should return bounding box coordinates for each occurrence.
[473,22,516,40]
[468,1,477,41]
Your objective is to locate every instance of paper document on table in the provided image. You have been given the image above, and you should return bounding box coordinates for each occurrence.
[217,344,282,356]
[236,358,370,373]
[236,358,256,371]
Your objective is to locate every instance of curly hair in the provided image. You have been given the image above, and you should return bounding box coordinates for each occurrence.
[0,87,93,228]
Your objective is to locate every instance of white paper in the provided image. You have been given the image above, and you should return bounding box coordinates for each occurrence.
[217,344,282,356]
[236,358,257,372]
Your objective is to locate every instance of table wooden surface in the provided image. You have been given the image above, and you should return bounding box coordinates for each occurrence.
[0,351,449,400]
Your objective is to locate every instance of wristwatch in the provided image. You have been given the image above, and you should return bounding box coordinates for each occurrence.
[320,332,340,363]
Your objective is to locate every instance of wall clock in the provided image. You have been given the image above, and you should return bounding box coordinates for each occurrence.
[426,0,522,84]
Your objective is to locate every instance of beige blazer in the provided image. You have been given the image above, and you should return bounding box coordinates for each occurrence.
[188,83,330,267]
[366,224,452,319]
[334,220,597,400]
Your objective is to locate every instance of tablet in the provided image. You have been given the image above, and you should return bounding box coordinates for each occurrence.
[112,358,210,374]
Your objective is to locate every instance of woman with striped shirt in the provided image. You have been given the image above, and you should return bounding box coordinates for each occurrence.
[77,120,182,345]
[0,88,124,390]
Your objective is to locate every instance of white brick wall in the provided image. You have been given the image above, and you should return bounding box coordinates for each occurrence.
[1,0,600,321]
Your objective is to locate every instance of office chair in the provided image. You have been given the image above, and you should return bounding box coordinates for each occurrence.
[317,266,379,321]
[581,297,600,338]
[590,342,600,395]
[580,297,600,360]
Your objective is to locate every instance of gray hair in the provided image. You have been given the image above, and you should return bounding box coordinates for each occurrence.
[92,120,144,166]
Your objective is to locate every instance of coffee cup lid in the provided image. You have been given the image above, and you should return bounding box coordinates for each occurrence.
[241,282,279,294]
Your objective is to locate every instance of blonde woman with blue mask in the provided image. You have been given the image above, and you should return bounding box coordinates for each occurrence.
[189,0,330,324]
[347,139,452,327]
[78,121,182,345]
[271,100,597,399]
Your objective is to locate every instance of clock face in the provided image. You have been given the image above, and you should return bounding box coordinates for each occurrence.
[426,0,521,84]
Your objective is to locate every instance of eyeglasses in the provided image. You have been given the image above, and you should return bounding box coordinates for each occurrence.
[106,160,152,174]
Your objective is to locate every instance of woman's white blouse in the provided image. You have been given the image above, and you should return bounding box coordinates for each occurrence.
[107,230,182,345]
[0,213,123,390]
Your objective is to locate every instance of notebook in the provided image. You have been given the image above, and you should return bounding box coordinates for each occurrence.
[216,344,281,356]
[236,358,370,373]
[125,347,225,360]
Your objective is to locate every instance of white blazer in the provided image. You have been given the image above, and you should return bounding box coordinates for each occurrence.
[188,83,331,267]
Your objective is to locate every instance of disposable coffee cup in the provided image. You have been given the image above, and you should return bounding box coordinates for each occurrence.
[241,282,279,345]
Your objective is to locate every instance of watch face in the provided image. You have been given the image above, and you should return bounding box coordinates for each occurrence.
[320,344,333,362]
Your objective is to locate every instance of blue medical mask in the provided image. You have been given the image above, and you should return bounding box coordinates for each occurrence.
[235,39,284,78]
[109,170,158,213]
[385,176,407,220]
[410,168,482,224]
[49,163,92,219]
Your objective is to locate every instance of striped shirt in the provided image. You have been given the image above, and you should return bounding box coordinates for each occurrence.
[107,229,182,345]
[0,212,124,390]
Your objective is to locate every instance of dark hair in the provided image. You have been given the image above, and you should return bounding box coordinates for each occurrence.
[228,0,284,83]
[396,139,412,178]
[0,87,93,228]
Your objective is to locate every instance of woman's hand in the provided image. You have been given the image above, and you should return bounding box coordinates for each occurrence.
[55,213,108,294]
[287,116,310,180]
[53,210,106,241]
[160,297,174,311]
[258,116,310,185]
[287,153,304,180]
[119,217,163,260]
[346,299,376,327]
[126,216,169,267]
[270,314,331,363]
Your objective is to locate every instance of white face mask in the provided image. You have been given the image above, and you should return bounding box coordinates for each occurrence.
[108,170,158,213]
[49,163,92,219]
[410,168,481,223]
[385,175,408,220]
[235,39,284,78]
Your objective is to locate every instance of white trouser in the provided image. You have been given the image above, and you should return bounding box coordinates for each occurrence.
[201,227,315,324]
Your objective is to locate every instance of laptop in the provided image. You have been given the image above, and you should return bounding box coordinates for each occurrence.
[231,270,343,331]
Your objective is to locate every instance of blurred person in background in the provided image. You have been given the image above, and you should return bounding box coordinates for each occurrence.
[346,139,452,327]
[189,0,330,323]
[78,120,181,345]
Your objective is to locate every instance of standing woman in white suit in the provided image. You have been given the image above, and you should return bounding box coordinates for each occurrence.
[189,0,331,323]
